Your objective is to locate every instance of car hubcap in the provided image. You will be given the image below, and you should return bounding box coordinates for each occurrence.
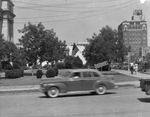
[99,87,104,92]
[96,85,106,94]
[48,87,59,97]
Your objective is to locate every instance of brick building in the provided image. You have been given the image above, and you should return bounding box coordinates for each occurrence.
[118,9,147,62]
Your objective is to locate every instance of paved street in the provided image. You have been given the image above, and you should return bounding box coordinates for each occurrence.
[1,87,150,117]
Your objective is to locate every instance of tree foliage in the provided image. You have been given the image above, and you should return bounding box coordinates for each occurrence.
[0,35,6,61]
[18,22,45,65]
[18,22,67,66]
[0,35,18,71]
[84,25,126,66]
[43,29,66,64]
[64,55,74,69]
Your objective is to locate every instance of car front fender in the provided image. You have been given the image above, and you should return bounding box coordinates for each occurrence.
[44,83,67,93]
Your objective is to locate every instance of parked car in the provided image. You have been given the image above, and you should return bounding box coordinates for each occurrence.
[139,78,150,95]
[40,69,115,98]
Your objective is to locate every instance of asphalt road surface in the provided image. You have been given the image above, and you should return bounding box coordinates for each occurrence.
[1,87,150,117]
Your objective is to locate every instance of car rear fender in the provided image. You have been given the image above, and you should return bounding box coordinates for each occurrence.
[93,81,114,90]
[45,83,67,93]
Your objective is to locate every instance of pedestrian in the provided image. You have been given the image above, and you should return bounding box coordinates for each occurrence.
[134,64,138,74]
[130,63,134,74]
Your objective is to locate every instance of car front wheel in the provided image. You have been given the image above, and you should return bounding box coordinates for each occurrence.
[95,85,106,95]
[47,87,60,98]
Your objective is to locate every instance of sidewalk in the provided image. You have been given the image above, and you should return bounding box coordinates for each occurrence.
[112,69,150,79]
[112,69,150,88]
[1,69,149,93]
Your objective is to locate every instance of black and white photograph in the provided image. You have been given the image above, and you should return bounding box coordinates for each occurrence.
[0,0,150,117]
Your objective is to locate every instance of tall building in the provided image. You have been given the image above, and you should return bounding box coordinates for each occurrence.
[1,0,15,42]
[118,9,147,61]
[0,0,3,34]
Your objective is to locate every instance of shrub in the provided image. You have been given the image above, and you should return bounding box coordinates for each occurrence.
[5,69,23,79]
[56,62,65,69]
[20,69,24,77]
[36,69,43,79]
[13,62,21,69]
[53,66,59,76]
[46,68,55,78]
[1,61,12,69]
[65,61,72,69]
[97,64,111,71]
[4,64,14,70]
[71,56,83,68]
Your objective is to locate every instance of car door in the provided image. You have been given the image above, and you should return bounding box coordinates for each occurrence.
[65,72,83,92]
[80,71,100,90]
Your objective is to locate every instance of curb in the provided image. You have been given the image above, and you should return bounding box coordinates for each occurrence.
[115,81,140,88]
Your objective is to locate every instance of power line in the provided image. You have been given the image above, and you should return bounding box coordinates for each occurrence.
[13,0,132,13]
[13,0,122,8]
[14,0,139,24]
[15,0,137,20]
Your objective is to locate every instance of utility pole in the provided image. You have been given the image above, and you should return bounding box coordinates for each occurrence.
[0,0,2,35]
[0,0,2,72]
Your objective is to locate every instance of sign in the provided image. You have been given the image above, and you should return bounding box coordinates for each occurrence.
[94,61,108,69]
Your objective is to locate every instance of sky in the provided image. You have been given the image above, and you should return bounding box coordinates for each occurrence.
[12,0,150,45]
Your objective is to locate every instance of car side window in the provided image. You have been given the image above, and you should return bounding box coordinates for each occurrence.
[71,72,81,78]
[82,72,92,78]
[92,72,100,77]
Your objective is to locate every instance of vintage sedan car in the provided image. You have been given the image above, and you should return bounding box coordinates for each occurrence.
[40,69,115,98]
[139,78,150,95]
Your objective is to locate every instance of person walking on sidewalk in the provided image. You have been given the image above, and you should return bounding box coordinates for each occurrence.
[134,64,138,74]
[130,63,134,74]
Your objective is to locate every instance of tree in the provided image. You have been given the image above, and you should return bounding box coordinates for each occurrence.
[64,55,74,69]
[115,38,127,63]
[4,41,18,62]
[18,22,46,66]
[18,22,67,67]
[43,29,67,65]
[146,53,150,61]
[84,25,126,66]
[0,35,6,71]
[13,48,27,68]
[0,35,19,71]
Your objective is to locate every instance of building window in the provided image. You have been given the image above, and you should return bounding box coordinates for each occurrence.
[142,25,146,30]
[124,25,127,30]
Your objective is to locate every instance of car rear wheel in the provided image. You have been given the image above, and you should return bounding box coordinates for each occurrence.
[47,87,60,98]
[95,85,106,95]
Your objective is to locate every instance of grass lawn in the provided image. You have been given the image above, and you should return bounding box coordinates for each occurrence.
[0,69,139,87]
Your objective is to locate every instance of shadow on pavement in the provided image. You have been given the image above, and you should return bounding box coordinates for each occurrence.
[137,98,150,103]
[39,91,117,99]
